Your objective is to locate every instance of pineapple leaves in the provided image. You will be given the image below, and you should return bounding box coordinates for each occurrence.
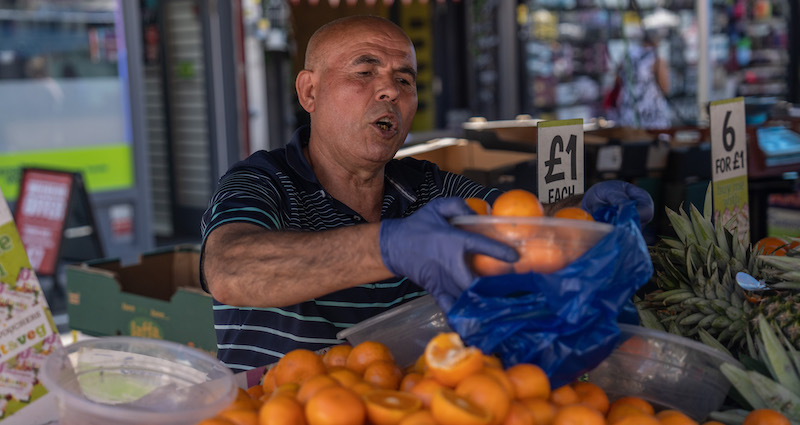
[721,363,768,410]
[703,182,713,220]
[758,315,800,395]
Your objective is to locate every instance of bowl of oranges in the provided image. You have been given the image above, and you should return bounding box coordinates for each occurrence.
[453,189,613,276]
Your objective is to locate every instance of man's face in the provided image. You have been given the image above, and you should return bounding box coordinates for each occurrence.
[307,24,418,167]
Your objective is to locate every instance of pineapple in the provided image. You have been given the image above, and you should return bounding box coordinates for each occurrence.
[638,183,800,354]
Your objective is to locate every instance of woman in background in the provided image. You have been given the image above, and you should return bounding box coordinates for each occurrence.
[615,36,672,129]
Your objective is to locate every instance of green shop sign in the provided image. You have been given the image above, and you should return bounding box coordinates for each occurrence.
[0,144,133,201]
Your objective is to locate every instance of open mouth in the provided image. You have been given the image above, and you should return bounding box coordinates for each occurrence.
[375,118,394,132]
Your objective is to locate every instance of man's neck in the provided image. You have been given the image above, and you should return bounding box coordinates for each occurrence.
[305,146,385,223]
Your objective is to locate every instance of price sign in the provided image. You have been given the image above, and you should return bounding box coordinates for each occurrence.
[537,119,584,204]
[710,97,749,241]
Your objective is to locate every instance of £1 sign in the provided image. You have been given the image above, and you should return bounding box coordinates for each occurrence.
[537,119,585,204]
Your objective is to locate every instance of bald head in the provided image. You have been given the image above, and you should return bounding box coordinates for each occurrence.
[304,16,413,72]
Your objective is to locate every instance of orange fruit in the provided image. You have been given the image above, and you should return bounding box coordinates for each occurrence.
[323,344,353,370]
[218,408,259,425]
[346,341,395,375]
[551,403,604,425]
[364,360,404,390]
[297,374,340,404]
[197,418,237,425]
[742,409,791,425]
[431,387,493,425]
[482,366,515,396]
[571,381,609,415]
[270,382,300,400]
[398,410,438,425]
[246,384,265,400]
[505,363,550,400]
[399,372,424,393]
[548,385,579,407]
[608,396,654,416]
[606,403,651,424]
[305,386,366,425]
[456,372,513,425]
[273,349,327,386]
[424,332,485,387]
[363,389,423,425]
[484,354,504,369]
[472,253,514,277]
[259,394,307,425]
[513,239,566,274]
[755,237,791,256]
[553,207,594,221]
[410,354,427,374]
[518,398,556,425]
[328,367,364,389]
[351,381,375,396]
[655,410,699,425]
[409,378,446,408]
[466,198,491,215]
[223,397,262,412]
[492,190,544,218]
[262,366,277,394]
[612,413,660,425]
[503,400,535,425]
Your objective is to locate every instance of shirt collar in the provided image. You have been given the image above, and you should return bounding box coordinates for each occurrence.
[285,125,422,203]
[286,126,318,184]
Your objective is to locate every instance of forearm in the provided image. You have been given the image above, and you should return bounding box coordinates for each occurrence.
[203,222,392,307]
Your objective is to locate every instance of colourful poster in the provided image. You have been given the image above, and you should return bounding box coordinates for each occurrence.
[0,188,61,420]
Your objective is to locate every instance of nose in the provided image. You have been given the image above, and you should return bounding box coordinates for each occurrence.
[375,75,399,103]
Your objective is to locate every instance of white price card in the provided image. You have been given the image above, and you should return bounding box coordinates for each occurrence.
[537,119,584,204]
[709,97,749,242]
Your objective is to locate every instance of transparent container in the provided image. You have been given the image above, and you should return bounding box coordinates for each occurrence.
[40,336,236,425]
[589,324,744,421]
[451,215,613,275]
[337,295,450,368]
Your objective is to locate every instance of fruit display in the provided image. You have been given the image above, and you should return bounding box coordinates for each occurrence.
[639,184,800,355]
[195,332,791,425]
[457,190,611,276]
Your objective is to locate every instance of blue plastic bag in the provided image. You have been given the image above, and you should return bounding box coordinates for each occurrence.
[446,201,653,388]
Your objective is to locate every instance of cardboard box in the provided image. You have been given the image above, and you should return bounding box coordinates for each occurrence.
[66,244,216,355]
[396,138,538,192]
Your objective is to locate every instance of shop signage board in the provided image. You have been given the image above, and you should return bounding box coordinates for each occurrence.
[0,187,61,420]
[709,97,749,243]
[13,168,103,276]
[537,119,585,204]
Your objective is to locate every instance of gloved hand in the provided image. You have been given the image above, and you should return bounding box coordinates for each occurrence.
[581,180,654,225]
[380,198,519,312]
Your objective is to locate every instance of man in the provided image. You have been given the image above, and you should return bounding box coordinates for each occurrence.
[201,15,653,372]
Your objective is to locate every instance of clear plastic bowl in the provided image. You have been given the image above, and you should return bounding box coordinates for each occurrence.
[40,336,236,425]
[337,295,450,368]
[589,324,744,421]
[451,215,613,275]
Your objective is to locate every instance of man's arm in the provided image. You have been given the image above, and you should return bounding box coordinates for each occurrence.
[203,222,392,308]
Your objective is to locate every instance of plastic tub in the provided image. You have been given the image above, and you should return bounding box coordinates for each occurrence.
[589,324,744,421]
[337,295,450,368]
[40,336,236,425]
[451,215,613,275]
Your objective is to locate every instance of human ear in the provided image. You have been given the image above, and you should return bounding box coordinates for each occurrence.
[296,70,316,113]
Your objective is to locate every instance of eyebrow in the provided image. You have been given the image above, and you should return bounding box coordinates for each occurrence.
[352,55,417,81]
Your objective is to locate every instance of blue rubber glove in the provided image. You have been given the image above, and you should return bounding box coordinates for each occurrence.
[379,198,519,312]
[581,180,654,225]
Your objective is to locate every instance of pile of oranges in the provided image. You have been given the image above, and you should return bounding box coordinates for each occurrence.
[465,189,595,276]
[196,332,789,425]
[754,236,799,256]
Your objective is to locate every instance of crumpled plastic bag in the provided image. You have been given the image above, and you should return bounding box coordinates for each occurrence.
[446,201,653,388]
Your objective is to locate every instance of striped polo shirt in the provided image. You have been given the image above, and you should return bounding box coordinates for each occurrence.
[200,126,500,372]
